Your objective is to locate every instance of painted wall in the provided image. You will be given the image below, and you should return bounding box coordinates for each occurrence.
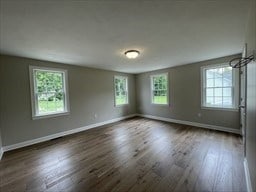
[0,55,136,146]
[136,55,240,130]
[0,129,2,152]
[245,0,256,191]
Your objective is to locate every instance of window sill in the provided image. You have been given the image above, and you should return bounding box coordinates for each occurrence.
[151,103,169,106]
[32,111,70,120]
[115,104,129,107]
[201,106,239,112]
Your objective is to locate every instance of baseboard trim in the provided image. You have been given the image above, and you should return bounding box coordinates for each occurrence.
[244,158,252,192]
[2,114,136,152]
[0,148,3,160]
[137,114,241,134]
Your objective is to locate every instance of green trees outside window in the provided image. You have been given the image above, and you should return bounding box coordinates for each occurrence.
[151,74,168,105]
[114,76,128,106]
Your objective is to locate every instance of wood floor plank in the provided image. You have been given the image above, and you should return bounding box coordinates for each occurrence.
[0,117,246,192]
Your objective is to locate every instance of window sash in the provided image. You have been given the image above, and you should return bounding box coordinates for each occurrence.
[151,74,168,105]
[30,66,69,119]
[114,76,128,106]
[35,91,66,115]
[202,64,236,109]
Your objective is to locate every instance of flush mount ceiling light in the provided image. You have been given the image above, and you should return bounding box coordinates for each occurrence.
[124,50,140,59]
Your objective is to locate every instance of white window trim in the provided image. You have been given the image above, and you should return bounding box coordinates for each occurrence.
[29,66,70,120]
[200,63,239,111]
[150,73,169,106]
[114,75,129,107]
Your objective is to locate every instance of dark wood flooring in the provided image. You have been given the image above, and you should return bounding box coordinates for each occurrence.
[0,117,246,192]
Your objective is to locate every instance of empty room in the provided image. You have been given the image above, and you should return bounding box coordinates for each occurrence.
[0,0,255,192]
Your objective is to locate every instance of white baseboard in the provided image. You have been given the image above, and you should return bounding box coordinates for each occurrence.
[137,114,241,134]
[0,147,3,160]
[2,114,136,152]
[244,158,252,192]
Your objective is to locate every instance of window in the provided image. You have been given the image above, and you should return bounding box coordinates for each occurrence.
[201,64,238,109]
[151,73,169,105]
[114,76,128,106]
[29,66,69,119]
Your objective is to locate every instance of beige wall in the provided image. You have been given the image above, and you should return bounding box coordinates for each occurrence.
[136,55,240,130]
[0,55,136,146]
[245,0,256,191]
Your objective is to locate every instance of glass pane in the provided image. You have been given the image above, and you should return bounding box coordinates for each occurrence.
[223,67,232,77]
[215,68,223,78]
[214,78,222,87]
[206,79,214,87]
[223,88,232,96]
[206,69,214,79]
[223,79,232,87]
[162,81,167,89]
[214,88,222,97]
[214,97,222,106]
[161,90,167,96]
[223,97,232,107]
[154,83,159,90]
[37,71,63,92]
[206,97,214,105]
[206,88,214,96]
[38,93,48,113]
[56,93,64,111]
[153,95,167,104]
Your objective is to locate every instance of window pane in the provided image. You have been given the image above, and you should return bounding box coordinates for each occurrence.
[223,88,232,97]
[214,88,222,97]
[223,97,232,107]
[206,79,214,87]
[215,68,223,78]
[223,78,232,87]
[203,65,235,109]
[223,67,232,77]
[36,71,63,93]
[214,97,222,105]
[153,95,167,104]
[152,74,168,104]
[206,88,214,96]
[115,76,128,105]
[154,83,159,90]
[38,92,65,114]
[38,93,48,113]
[214,78,222,87]
[206,97,214,105]
[35,70,65,115]
[206,69,214,79]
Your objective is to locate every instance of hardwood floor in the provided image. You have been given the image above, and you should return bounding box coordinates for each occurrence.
[0,117,246,192]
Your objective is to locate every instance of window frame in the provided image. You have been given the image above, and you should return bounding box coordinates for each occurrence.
[114,75,129,107]
[150,73,169,106]
[29,66,70,120]
[201,63,239,111]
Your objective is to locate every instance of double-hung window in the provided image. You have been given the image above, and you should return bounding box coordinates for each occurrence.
[114,76,128,106]
[201,64,238,110]
[151,73,169,105]
[29,66,70,119]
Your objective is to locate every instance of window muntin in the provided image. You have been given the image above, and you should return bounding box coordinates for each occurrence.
[151,73,169,105]
[30,66,69,119]
[202,64,236,109]
[114,76,128,106]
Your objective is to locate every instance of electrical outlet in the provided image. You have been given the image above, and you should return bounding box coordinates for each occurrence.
[198,113,202,117]
[94,113,97,119]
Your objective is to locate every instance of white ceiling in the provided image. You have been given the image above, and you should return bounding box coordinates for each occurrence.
[0,0,250,73]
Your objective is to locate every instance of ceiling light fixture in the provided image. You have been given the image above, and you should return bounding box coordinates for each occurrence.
[125,50,140,59]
